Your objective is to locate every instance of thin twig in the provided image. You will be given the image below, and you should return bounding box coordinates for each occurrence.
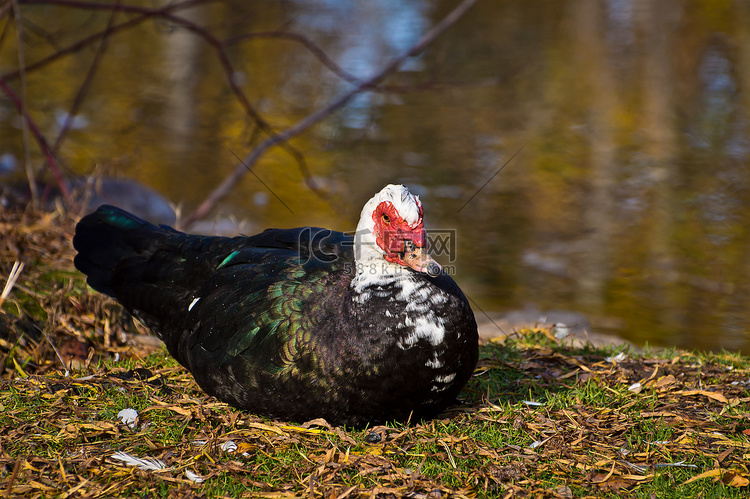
[156,8,324,201]
[43,330,70,375]
[0,77,70,200]
[11,0,38,205]
[0,261,24,308]
[224,30,510,95]
[18,0,218,13]
[1,0,214,81]
[0,4,15,52]
[51,0,120,153]
[181,0,479,227]
[223,30,364,87]
[4,459,21,498]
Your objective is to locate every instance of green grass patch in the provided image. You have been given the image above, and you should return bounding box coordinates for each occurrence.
[5,336,748,498]
[1,208,750,497]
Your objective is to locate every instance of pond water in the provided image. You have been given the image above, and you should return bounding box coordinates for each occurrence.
[2,0,750,353]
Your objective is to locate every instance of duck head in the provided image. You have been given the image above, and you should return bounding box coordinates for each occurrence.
[355,184,441,277]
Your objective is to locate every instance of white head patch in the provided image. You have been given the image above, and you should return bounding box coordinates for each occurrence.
[352,184,423,272]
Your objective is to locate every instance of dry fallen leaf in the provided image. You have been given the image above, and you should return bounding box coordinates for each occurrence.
[722,471,750,487]
[679,389,729,404]
[681,468,723,486]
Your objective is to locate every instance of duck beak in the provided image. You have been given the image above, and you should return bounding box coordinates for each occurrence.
[402,240,442,277]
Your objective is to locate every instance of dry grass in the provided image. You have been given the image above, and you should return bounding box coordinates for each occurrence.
[1,207,749,498]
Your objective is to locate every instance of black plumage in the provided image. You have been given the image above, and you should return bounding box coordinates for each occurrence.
[73,186,478,426]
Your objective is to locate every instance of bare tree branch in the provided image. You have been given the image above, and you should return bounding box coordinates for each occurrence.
[153,6,326,200]
[19,0,219,13]
[223,30,365,87]
[9,0,42,205]
[2,0,214,81]
[0,76,69,200]
[5,0,325,203]
[180,0,479,228]
[222,22,504,96]
[3,0,478,224]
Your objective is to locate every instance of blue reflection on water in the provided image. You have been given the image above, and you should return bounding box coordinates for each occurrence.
[292,0,429,128]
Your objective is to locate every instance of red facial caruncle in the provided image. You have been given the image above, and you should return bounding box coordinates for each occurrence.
[371,200,441,276]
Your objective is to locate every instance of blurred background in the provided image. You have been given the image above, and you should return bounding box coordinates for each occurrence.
[1,0,749,352]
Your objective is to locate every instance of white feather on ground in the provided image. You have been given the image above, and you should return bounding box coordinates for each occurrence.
[110,451,165,471]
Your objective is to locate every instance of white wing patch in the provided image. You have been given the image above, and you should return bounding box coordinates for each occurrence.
[425,355,443,369]
[430,372,457,392]
[395,276,446,348]
[399,315,445,348]
[352,273,448,356]
[435,373,456,383]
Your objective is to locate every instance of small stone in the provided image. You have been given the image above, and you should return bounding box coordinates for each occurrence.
[554,485,573,499]
[364,431,381,443]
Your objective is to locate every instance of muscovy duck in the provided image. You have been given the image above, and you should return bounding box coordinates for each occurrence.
[73,184,478,426]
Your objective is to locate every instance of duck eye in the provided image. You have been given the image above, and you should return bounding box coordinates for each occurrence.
[382,214,390,224]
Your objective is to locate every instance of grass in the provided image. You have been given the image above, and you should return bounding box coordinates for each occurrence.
[1,207,750,498]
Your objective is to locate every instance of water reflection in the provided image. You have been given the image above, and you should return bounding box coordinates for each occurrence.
[1,0,750,352]
[293,0,429,128]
